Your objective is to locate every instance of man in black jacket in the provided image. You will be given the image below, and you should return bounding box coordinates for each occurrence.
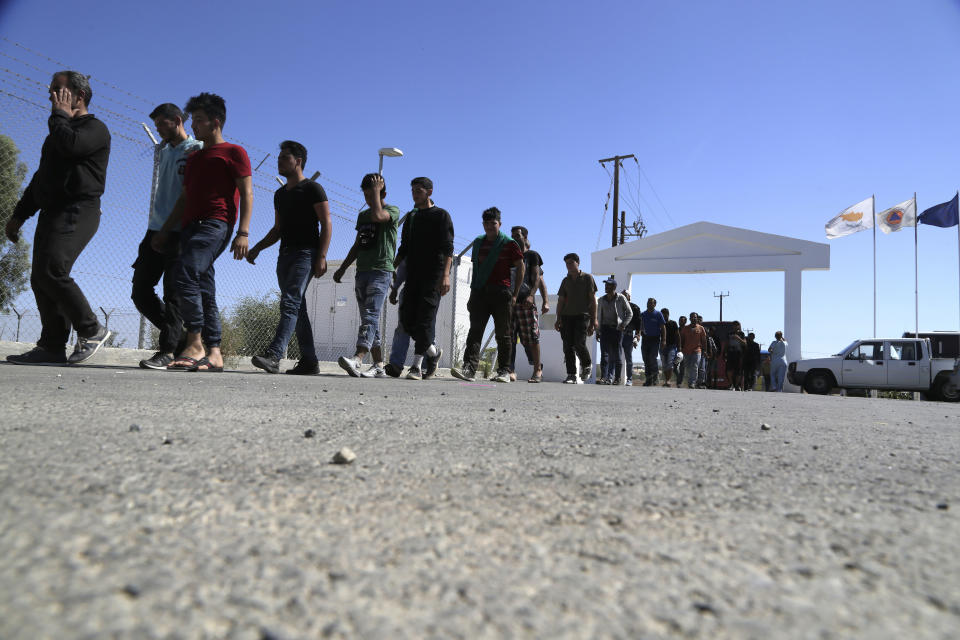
[394,177,453,380]
[5,71,112,365]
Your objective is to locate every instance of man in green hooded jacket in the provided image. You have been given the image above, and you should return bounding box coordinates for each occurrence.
[451,207,524,383]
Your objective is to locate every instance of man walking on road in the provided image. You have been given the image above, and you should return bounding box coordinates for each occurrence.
[394,177,454,380]
[555,253,597,384]
[246,141,331,375]
[680,311,707,389]
[334,174,400,378]
[508,225,549,383]
[133,103,202,370]
[596,278,632,385]
[154,93,252,372]
[6,71,112,366]
[620,290,642,386]
[659,308,679,387]
[638,298,666,386]
[451,208,524,383]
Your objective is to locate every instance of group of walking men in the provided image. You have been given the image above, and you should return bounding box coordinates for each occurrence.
[3,71,790,389]
[3,73,452,377]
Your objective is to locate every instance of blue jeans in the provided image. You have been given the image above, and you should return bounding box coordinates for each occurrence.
[684,352,702,387]
[354,270,392,351]
[266,248,317,361]
[176,219,230,347]
[771,360,787,391]
[599,325,621,380]
[620,332,634,381]
[660,345,677,378]
[641,335,660,383]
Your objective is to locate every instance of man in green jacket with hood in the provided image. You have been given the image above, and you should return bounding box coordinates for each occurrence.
[451,207,524,383]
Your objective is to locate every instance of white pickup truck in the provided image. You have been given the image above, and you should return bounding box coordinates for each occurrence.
[787,337,960,401]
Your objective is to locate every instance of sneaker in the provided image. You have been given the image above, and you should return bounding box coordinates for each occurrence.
[563,374,579,384]
[625,379,633,386]
[68,325,111,364]
[493,368,511,383]
[7,346,68,366]
[595,378,607,385]
[612,378,622,386]
[384,363,403,378]
[140,351,173,370]
[360,364,387,378]
[406,366,422,380]
[252,354,280,374]
[579,365,592,382]
[451,367,477,382]
[423,347,442,379]
[285,360,319,375]
[338,355,362,377]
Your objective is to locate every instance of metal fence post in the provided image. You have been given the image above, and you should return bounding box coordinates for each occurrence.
[139,124,162,350]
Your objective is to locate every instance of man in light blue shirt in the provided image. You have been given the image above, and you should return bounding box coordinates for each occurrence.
[132,103,202,370]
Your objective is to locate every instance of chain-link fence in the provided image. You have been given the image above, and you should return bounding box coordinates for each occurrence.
[0,40,373,356]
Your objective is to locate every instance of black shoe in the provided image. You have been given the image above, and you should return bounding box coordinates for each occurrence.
[140,351,173,370]
[7,346,68,366]
[68,325,111,364]
[423,347,442,379]
[252,354,280,374]
[384,363,403,378]
[285,360,319,375]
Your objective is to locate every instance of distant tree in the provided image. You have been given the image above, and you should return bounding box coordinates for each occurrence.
[0,134,30,312]
[220,293,300,359]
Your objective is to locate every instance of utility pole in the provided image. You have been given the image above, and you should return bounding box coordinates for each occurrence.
[599,154,635,247]
[714,291,730,322]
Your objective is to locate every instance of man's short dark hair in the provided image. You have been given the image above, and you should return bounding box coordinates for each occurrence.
[410,177,433,190]
[563,253,580,264]
[184,92,227,128]
[280,140,307,168]
[661,307,670,316]
[482,207,501,222]
[52,71,92,106]
[149,103,184,122]
[511,225,528,239]
[361,173,386,198]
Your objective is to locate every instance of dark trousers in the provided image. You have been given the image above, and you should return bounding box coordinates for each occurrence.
[641,335,661,384]
[599,325,621,380]
[31,203,101,351]
[559,314,591,375]
[131,230,182,353]
[462,285,513,372]
[398,274,441,355]
[174,219,231,347]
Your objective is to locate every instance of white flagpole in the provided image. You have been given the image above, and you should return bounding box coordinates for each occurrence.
[914,192,919,336]
[873,194,877,338]
[956,190,959,332]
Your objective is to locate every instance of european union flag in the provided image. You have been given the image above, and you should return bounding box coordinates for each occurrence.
[918,193,959,228]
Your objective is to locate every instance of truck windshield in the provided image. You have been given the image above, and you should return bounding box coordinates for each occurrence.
[834,340,859,357]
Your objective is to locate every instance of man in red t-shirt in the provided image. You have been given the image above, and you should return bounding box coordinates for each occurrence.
[451,207,524,383]
[153,92,252,371]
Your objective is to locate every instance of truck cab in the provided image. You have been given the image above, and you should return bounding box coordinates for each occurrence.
[788,337,960,400]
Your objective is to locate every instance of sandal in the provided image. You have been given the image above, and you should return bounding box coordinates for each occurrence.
[190,356,224,372]
[528,365,543,383]
[167,356,199,371]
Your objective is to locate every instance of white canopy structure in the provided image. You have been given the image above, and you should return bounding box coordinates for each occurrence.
[590,221,830,363]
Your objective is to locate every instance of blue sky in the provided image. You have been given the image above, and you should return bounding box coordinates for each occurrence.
[1,0,959,357]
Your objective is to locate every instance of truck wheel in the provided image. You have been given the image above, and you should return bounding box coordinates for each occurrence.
[804,372,832,395]
[937,378,960,402]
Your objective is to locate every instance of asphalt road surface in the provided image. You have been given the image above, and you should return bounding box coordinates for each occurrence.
[1,350,958,639]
